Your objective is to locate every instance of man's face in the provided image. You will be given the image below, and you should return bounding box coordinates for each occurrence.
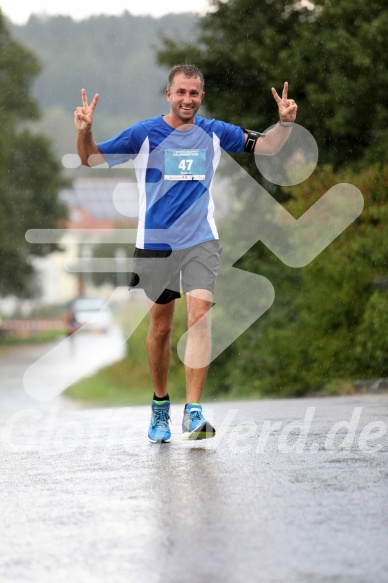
[165,74,205,125]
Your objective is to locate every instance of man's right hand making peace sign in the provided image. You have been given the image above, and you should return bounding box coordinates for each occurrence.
[74,88,99,132]
[74,88,104,166]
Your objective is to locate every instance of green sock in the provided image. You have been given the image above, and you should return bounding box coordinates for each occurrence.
[153,393,169,402]
[185,402,200,409]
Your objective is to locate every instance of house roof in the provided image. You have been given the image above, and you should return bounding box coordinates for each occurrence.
[60,177,138,228]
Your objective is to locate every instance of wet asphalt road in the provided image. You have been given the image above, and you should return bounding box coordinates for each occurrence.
[0,394,387,583]
[0,325,126,413]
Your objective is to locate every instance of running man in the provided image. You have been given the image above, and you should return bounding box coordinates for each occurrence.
[74,64,297,443]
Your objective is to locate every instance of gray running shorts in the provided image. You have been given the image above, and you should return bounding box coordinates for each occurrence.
[129,240,222,304]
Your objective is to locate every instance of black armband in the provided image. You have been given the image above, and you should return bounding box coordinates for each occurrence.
[242,128,264,153]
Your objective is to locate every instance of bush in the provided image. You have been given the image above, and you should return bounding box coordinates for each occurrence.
[355,291,388,377]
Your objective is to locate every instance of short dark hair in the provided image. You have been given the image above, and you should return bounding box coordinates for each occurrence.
[167,64,205,91]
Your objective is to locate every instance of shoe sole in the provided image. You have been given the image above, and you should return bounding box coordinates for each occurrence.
[148,436,171,444]
[148,406,171,443]
[182,421,216,441]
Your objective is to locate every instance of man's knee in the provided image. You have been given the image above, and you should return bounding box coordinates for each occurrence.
[149,304,175,341]
[149,319,173,341]
[187,304,212,329]
[186,290,213,329]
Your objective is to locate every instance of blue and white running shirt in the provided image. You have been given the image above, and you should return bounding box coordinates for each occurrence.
[98,115,245,250]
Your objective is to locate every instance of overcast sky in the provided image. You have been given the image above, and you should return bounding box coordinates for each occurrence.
[0,0,210,25]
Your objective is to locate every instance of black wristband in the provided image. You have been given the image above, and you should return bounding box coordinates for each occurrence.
[243,128,263,153]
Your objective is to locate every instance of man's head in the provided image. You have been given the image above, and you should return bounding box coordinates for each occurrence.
[167,64,205,92]
[165,64,205,127]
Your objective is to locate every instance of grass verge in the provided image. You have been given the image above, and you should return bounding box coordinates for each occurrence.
[64,358,186,407]
[65,296,187,407]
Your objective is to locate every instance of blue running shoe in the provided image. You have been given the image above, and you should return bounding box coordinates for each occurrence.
[182,403,216,440]
[148,400,171,443]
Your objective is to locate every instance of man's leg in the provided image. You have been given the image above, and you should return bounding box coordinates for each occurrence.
[181,289,216,440]
[146,300,175,443]
[184,289,213,403]
[146,300,175,398]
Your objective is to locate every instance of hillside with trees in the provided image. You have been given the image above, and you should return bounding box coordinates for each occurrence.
[7,11,198,161]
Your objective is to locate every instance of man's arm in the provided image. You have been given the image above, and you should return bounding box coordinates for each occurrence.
[245,82,298,156]
[74,89,105,167]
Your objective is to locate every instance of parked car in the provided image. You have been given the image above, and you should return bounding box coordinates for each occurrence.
[72,297,112,333]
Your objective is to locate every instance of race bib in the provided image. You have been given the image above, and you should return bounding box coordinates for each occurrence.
[164,149,206,180]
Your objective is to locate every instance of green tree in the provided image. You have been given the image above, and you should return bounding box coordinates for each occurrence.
[0,12,67,296]
[158,0,388,396]
[225,164,388,396]
[291,0,388,168]
[355,291,388,377]
[158,0,388,170]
